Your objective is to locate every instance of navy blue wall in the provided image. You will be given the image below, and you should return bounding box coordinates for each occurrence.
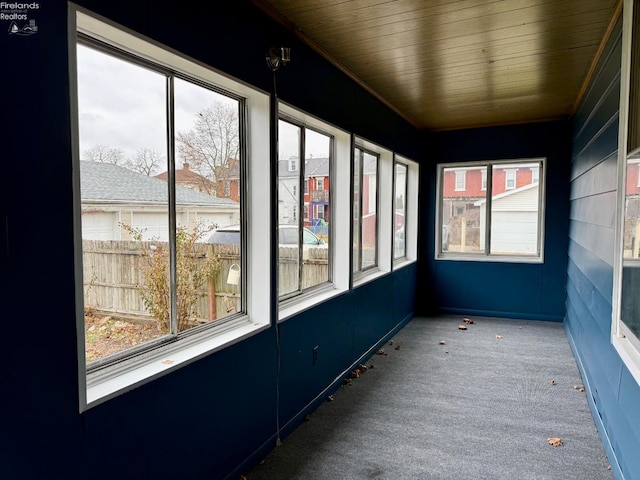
[419,122,572,321]
[565,16,640,480]
[1,2,419,479]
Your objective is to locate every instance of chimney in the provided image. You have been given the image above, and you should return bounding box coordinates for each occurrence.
[183,163,190,171]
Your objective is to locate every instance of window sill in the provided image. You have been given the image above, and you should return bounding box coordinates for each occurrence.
[613,332,640,386]
[353,268,388,288]
[84,316,268,410]
[278,284,347,322]
[436,252,543,264]
[393,257,416,270]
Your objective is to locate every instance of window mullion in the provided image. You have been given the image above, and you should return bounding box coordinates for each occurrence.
[298,127,305,293]
[485,164,493,255]
[166,75,178,334]
[358,149,364,271]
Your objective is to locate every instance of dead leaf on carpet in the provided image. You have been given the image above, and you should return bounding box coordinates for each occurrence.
[463,318,475,324]
[376,348,388,355]
[394,345,401,350]
[439,340,446,345]
[458,325,467,330]
[550,379,557,385]
[547,437,563,447]
[496,335,503,339]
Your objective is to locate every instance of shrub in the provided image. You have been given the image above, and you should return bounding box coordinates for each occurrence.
[122,223,221,332]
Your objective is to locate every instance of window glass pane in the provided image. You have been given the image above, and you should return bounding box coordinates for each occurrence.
[621,154,640,341]
[489,162,540,255]
[394,163,407,259]
[441,166,484,253]
[303,129,330,288]
[77,44,169,362]
[353,148,362,272]
[278,120,301,297]
[362,151,378,269]
[174,78,242,326]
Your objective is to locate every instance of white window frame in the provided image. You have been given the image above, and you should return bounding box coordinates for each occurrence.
[454,170,466,191]
[436,159,545,263]
[353,137,393,286]
[277,102,350,322]
[316,177,324,190]
[612,0,640,386]
[531,167,540,184]
[289,158,297,171]
[481,169,487,190]
[70,6,271,411]
[505,169,517,189]
[393,155,419,267]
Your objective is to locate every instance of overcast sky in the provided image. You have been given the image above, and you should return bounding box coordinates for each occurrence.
[76,44,329,167]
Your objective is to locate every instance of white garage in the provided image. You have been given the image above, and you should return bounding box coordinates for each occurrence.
[476,183,540,255]
[80,161,240,242]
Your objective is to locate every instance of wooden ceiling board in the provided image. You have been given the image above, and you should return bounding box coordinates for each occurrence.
[254,0,621,130]
[355,26,608,76]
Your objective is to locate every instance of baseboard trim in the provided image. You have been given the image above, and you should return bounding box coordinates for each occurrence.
[439,307,563,322]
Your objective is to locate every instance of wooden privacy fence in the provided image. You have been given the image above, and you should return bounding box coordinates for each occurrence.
[82,240,328,324]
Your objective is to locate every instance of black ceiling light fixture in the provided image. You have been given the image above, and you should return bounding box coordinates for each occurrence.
[266,46,290,71]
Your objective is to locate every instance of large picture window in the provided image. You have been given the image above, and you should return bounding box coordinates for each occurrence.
[278,118,332,299]
[437,159,545,260]
[614,0,640,384]
[353,146,379,272]
[72,8,270,409]
[394,162,408,260]
[78,42,244,366]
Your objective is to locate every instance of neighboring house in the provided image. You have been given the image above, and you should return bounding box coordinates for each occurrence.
[80,161,240,241]
[278,156,330,230]
[624,159,640,257]
[155,162,216,195]
[214,157,240,202]
[441,163,539,225]
[304,156,329,230]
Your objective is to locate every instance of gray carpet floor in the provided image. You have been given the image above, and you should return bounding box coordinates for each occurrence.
[244,315,613,480]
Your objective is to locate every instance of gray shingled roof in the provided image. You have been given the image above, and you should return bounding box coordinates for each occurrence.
[80,161,238,206]
[278,157,329,178]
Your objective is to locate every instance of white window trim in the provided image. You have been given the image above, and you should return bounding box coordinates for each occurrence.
[481,169,487,191]
[435,158,545,263]
[393,155,419,268]
[70,5,272,411]
[454,170,466,191]
[277,102,350,322]
[612,0,640,386]
[531,167,540,184]
[353,137,393,287]
[505,169,517,190]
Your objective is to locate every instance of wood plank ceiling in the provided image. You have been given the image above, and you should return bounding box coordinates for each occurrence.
[253,0,621,131]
